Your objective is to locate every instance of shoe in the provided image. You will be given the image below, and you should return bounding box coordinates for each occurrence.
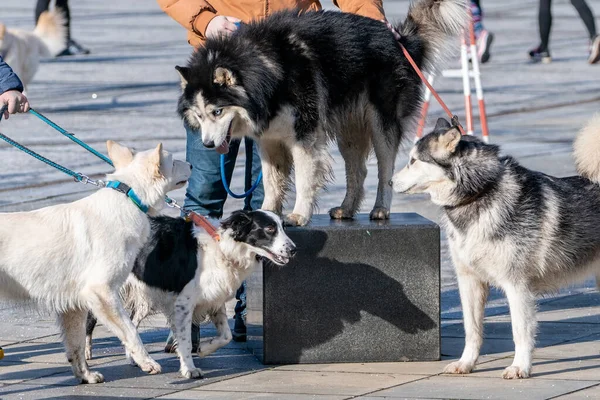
[232,315,247,342]
[528,46,552,64]
[477,30,494,64]
[56,39,91,57]
[164,325,200,353]
[589,35,600,64]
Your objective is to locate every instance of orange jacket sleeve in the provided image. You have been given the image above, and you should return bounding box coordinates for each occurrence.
[156,0,219,40]
[333,0,385,21]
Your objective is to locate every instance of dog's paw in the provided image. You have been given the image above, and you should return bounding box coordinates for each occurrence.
[443,361,474,375]
[181,367,203,380]
[502,365,530,379]
[284,213,308,226]
[369,207,390,220]
[81,371,105,384]
[139,358,162,375]
[329,207,354,220]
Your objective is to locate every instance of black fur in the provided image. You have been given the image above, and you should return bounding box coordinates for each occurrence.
[132,216,199,294]
[177,10,425,142]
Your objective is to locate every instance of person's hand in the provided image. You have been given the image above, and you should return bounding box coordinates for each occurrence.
[206,16,241,38]
[0,90,30,120]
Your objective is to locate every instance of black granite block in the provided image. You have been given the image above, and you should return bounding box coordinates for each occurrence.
[246,213,440,364]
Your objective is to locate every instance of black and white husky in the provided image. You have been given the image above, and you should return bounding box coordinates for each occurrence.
[392,115,600,379]
[86,210,296,379]
[175,0,468,226]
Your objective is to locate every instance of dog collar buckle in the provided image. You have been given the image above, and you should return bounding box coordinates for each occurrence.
[105,180,149,214]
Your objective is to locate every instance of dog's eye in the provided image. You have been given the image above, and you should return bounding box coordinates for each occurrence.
[409,158,417,166]
[265,225,276,234]
[212,108,223,117]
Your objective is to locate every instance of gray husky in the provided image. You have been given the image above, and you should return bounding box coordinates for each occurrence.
[392,115,600,379]
[175,0,468,226]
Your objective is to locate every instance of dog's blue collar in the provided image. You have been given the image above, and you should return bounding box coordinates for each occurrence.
[105,181,149,213]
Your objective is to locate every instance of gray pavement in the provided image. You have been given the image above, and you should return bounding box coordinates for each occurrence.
[1,0,600,398]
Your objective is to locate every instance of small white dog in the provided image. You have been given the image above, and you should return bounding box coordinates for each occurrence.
[0,11,67,91]
[85,210,297,379]
[0,141,191,384]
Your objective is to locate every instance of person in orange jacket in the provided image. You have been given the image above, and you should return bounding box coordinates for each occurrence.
[157,0,386,353]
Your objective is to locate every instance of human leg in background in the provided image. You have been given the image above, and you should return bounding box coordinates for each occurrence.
[529,0,553,63]
[569,0,600,63]
[470,0,494,63]
[233,137,264,342]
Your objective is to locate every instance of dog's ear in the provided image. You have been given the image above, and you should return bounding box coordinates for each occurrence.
[220,210,253,241]
[150,143,164,177]
[434,118,451,132]
[175,66,189,90]
[438,127,461,153]
[0,24,6,40]
[214,67,236,86]
[107,140,134,169]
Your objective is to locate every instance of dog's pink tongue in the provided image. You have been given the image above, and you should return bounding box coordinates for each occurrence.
[216,141,230,154]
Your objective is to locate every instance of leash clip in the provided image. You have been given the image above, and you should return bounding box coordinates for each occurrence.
[77,174,104,187]
[165,196,191,220]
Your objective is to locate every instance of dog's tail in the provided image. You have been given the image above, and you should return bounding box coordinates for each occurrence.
[33,10,67,57]
[398,0,468,73]
[574,114,600,183]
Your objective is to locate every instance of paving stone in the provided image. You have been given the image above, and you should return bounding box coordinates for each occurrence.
[0,309,59,342]
[0,361,71,384]
[533,334,600,360]
[364,376,600,400]
[443,320,600,344]
[464,358,600,381]
[158,391,350,399]
[30,349,262,390]
[247,213,440,364]
[273,356,503,376]
[198,370,423,396]
[552,384,600,399]
[0,383,172,399]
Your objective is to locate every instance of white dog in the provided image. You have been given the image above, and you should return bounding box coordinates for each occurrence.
[0,11,67,91]
[0,141,191,384]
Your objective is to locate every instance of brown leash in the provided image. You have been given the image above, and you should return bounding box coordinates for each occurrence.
[186,211,221,241]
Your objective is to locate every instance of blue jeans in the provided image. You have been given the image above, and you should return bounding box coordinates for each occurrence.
[184,125,262,328]
[183,125,264,218]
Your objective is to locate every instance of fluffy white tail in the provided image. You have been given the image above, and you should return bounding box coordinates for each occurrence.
[574,114,600,183]
[33,10,67,57]
[400,0,469,72]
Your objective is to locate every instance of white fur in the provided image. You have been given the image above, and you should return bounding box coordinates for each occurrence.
[0,11,67,92]
[0,141,191,384]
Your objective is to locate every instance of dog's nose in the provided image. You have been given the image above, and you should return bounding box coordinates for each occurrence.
[203,140,215,148]
[189,164,193,170]
[388,179,393,187]
[289,245,297,257]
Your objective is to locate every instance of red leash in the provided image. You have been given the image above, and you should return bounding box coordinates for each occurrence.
[187,211,221,241]
[165,197,221,241]
[386,22,466,136]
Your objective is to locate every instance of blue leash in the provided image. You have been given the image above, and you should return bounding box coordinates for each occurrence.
[28,108,114,167]
[220,152,262,199]
[0,130,91,183]
[0,106,149,212]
